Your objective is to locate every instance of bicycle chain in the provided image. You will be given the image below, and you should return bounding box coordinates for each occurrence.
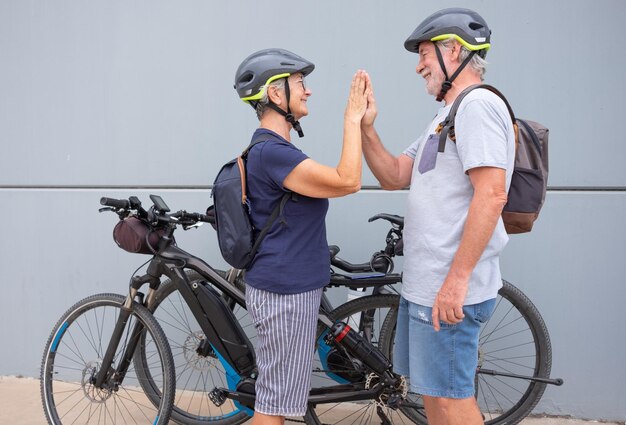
[279,375,409,425]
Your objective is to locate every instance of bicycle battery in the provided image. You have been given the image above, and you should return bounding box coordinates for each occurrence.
[192,281,256,377]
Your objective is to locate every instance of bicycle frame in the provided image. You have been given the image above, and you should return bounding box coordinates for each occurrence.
[95,223,404,413]
[87,196,564,425]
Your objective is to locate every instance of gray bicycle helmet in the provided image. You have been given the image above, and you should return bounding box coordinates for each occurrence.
[404,8,491,101]
[404,8,491,57]
[234,48,315,137]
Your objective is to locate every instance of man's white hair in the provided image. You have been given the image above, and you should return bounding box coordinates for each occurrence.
[436,38,488,80]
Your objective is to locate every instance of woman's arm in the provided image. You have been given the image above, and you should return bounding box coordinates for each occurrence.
[283,70,369,198]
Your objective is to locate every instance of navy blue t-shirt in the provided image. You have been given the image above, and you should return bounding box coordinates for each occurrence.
[244,128,330,294]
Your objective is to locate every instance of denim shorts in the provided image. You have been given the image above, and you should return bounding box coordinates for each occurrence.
[393,296,496,399]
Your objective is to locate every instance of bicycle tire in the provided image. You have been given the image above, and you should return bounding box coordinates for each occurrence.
[304,294,427,424]
[378,280,552,425]
[479,280,552,424]
[40,293,175,425]
[134,269,251,425]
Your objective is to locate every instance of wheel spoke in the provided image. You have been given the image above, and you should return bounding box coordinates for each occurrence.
[41,294,174,424]
[132,271,248,424]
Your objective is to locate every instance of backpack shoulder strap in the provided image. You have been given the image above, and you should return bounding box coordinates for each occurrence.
[249,191,292,259]
[437,84,516,153]
[239,132,273,203]
[239,132,297,261]
[242,132,272,157]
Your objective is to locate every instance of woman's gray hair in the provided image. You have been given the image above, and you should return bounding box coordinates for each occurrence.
[254,78,286,120]
[436,38,488,80]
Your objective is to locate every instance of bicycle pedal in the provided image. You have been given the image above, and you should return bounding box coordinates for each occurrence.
[208,387,227,406]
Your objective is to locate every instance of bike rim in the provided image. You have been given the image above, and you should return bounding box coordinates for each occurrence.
[41,296,170,424]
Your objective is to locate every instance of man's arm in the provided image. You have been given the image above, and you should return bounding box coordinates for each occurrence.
[360,74,413,190]
[431,166,508,331]
[361,126,414,190]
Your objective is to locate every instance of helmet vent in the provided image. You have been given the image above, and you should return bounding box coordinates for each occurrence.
[280,62,296,66]
[239,72,254,84]
[469,22,484,30]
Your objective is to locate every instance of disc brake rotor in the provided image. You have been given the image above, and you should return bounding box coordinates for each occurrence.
[183,331,217,371]
[365,373,408,407]
[81,360,112,403]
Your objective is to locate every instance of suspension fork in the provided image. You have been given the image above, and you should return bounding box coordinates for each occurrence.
[93,274,160,389]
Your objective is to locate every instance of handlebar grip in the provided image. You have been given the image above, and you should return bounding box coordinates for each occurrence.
[368,213,404,228]
[174,211,214,225]
[100,197,130,210]
[199,214,215,225]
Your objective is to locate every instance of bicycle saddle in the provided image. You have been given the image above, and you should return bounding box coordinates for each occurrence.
[328,245,340,259]
[368,213,404,228]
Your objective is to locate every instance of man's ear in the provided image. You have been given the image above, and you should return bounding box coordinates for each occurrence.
[448,40,461,62]
[450,41,462,62]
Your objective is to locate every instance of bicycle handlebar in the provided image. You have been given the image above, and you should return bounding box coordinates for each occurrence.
[101,195,398,274]
[100,197,131,210]
[172,210,214,225]
[328,213,405,276]
[368,213,404,229]
[331,257,375,274]
[99,195,214,227]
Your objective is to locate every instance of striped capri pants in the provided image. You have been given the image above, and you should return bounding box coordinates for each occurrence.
[245,285,324,417]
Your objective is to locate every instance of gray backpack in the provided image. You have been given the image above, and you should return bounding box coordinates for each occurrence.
[210,135,292,269]
[437,84,549,234]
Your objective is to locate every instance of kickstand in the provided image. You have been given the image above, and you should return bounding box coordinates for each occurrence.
[376,405,392,425]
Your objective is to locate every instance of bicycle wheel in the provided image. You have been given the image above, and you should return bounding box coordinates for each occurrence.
[378,280,553,425]
[305,294,426,425]
[40,293,175,425]
[477,280,552,424]
[134,269,251,425]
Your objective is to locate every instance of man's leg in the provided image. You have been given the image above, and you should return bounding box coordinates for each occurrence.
[405,299,496,425]
[423,396,483,425]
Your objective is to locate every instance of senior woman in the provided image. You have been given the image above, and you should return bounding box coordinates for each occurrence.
[233,48,370,424]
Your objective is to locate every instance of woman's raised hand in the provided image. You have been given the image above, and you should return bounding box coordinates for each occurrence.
[345,70,370,123]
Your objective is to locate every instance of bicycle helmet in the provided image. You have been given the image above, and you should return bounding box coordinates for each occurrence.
[404,8,491,101]
[234,48,315,137]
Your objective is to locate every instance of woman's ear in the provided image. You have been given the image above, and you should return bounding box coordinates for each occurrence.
[268,85,283,106]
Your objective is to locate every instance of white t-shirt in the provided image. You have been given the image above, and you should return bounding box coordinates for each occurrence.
[401,88,515,307]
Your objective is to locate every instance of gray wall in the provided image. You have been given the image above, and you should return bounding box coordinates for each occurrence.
[1,0,625,421]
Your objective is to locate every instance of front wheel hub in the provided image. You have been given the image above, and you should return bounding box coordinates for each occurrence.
[82,360,112,402]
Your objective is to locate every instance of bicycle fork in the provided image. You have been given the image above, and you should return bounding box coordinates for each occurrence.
[92,276,158,389]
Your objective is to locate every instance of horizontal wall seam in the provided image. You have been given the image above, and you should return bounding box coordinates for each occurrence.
[0,185,625,192]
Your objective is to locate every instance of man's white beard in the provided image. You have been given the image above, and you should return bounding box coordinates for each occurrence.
[424,69,444,97]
